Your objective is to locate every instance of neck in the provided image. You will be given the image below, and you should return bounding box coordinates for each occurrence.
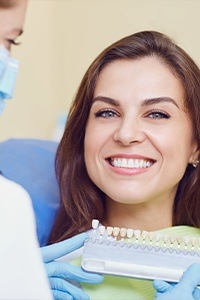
[104,197,174,231]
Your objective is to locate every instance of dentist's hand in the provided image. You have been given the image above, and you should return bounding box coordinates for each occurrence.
[41,233,103,300]
[153,263,200,300]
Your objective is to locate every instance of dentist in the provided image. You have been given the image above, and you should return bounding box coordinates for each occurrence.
[0,1,53,299]
[0,1,102,299]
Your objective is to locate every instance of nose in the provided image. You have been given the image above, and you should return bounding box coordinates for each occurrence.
[113,118,146,146]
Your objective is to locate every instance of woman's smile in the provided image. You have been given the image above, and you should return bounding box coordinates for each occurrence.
[109,158,153,169]
[105,154,156,175]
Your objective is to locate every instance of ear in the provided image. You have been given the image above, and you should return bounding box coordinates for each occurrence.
[189,145,199,167]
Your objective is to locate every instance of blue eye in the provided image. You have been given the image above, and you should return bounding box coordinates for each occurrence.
[95,109,119,118]
[147,110,170,120]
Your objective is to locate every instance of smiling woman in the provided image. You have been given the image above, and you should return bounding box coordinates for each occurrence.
[49,31,200,300]
[85,56,196,229]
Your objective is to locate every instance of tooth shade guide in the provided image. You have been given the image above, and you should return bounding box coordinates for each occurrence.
[83,221,200,284]
[91,219,200,251]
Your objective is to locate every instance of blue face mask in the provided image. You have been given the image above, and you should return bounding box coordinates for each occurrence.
[0,45,19,115]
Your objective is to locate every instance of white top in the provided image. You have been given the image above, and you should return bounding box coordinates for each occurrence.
[0,175,53,300]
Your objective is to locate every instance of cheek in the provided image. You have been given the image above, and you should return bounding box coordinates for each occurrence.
[84,125,98,168]
[172,125,195,160]
[84,122,111,175]
[158,126,195,169]
[148,123,194,163]
[84,121,113,155]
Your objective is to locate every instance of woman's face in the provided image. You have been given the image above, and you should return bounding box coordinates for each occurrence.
[84,57,197,209]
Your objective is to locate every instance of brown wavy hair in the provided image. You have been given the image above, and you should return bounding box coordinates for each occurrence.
[49,30,200,244]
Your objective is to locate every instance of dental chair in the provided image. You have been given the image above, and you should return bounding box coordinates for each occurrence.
[0,138,60,246]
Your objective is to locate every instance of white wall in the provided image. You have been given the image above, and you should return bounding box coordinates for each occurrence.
[0,0,199,141]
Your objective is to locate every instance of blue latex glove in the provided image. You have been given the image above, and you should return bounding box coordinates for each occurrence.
[153,263,200,300]
[41,232,103,300]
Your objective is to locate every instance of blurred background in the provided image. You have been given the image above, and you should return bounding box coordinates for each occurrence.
[0,0,199,141]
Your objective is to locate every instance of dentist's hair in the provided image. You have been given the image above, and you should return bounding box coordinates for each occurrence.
[49,30,200,243]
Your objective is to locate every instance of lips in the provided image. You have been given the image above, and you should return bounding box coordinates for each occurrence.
[108,157,155,169]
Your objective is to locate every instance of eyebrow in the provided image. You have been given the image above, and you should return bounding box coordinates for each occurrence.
[141,97,179,108]
[92,96,120,106]
[92,96,179,108]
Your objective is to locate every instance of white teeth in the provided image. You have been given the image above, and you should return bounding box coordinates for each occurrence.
[92,219,99,229]
[113,227,120,239]
[110,158,153,169]
[120,228,127,239]
[176,236,183,245]
[148,231,155,242]
[122,158,127,166]
[99,225,105,236]
[155,233,162,242]
[127,228,134,239]
[107,226,113,236]
[134,230,141,239]
[142,230,149,239]
[162,234,169,244]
